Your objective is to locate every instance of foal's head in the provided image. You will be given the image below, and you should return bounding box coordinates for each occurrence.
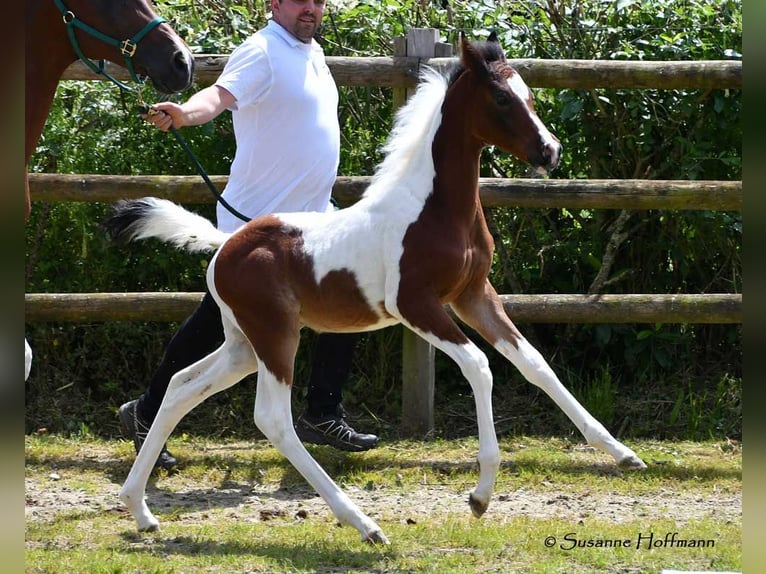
[455,33,561,174]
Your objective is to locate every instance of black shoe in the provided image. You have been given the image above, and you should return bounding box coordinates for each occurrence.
[118,399,178,470]
[295,405,379,452]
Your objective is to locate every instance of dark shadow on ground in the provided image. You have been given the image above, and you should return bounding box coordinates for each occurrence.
[24,441,742,488]
[118,529,393,572]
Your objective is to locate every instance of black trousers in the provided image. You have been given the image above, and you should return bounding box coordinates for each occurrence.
[137,291,359,421]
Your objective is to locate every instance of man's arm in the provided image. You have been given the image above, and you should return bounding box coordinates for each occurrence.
[143,85,236,132]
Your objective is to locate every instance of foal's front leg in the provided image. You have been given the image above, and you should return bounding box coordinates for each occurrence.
[452,280,646,470]
[397,304,501,518]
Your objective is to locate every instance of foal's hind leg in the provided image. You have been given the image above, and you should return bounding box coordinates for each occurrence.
[237,308,389,544]
[452,280,646,470]
[120,318,258,532]
[253,365,389,544]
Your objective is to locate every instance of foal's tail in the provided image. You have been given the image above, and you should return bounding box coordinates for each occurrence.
[101,197,231,252]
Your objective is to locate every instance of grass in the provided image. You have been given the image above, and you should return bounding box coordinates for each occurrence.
[25,434,741,573]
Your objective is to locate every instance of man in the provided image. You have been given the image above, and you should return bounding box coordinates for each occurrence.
[119,0,379,470]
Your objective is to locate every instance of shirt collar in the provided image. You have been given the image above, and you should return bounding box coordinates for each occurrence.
[267,19,314,51]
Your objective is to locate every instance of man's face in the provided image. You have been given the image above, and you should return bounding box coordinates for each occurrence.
[272,0,326,44]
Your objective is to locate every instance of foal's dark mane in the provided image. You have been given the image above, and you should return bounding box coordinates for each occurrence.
[446,36,507,87]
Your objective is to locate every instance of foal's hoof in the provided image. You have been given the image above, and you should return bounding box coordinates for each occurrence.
[136,516,161,532]
[468,492,488,518]
[364,529,391,545]
[618,454,647,470]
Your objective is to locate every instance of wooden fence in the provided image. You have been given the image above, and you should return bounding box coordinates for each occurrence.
[26,29,742,436]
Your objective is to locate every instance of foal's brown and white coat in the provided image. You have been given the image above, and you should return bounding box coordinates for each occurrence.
[105,35,645,545]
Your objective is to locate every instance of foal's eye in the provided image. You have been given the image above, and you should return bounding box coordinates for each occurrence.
[494,91,512,106]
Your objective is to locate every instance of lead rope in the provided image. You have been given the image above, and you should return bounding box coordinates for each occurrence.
[137,98,252,224]
[54,0,251,224]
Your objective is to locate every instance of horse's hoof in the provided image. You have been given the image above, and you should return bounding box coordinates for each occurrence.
[618,454,647,470]
[137,518,160,532]
[364,529,390,545]
[468,492,488,518]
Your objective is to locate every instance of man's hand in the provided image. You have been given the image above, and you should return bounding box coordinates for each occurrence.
[140,102,184,132]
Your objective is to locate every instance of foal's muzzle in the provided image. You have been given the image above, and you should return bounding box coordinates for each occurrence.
[537,141,562,174]
[544,141,562,170]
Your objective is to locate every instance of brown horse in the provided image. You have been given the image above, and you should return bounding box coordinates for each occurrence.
[104,34,646,544]
[25,0,194,379]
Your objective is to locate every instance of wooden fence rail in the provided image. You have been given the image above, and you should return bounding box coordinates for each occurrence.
[62,56,742,90]
[25,293,742,324]
[28,174,742,212]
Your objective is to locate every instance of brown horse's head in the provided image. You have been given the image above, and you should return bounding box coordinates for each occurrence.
[54,0,194,94]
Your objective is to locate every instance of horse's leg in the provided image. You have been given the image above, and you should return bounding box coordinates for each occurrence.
[25,338,32,381]
[120,317,258,532]
[452,280,646,469]
[242,311,389,544]
[25,168,32,381]
[397,302,500,518]
[253,365,389,544]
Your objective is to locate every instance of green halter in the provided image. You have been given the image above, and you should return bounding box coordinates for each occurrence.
[53,0,166,91]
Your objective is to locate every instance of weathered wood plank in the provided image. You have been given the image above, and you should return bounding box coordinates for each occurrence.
[28,173,743,211]
[61,57,742,89]
[398,30,440,439]
[28,173,230,204]
[25,293,742,324]
[401,328,435,438]
[475,178,742,211]
[25,292,204,323]
[498,293,742,324]
[502,58,742,90]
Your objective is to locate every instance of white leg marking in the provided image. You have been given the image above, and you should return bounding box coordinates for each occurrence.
[496,337,646,469]
[120,320,259,532]
[405,328,500,517]
[24,338,32,381]
[253,369,389,544]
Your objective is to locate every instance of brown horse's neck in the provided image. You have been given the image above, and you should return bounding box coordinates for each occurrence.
[429,76,486,229]
[25,1,77,163]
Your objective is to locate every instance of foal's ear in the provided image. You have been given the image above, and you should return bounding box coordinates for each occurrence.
[460,34,491,82]
[487,30,499,44]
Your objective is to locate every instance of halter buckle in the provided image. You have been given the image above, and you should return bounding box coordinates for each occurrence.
[63,11,75,25]
[121,39,137,58]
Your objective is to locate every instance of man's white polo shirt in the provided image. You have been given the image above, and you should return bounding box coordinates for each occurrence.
[214,20,340,233]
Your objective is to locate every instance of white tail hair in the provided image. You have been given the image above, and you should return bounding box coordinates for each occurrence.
[102,197,230,253]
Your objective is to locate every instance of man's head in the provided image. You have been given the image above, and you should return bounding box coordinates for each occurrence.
[271,0,326,44]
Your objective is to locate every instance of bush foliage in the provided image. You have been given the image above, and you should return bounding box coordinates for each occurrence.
[26,0,741,441]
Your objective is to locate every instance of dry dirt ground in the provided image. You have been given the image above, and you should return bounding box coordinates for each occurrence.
[25,441,742,528]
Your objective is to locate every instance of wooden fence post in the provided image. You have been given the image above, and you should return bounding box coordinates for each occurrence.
[394,29,452,438]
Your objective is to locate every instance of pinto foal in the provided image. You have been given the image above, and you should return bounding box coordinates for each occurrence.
[105,35,646,545]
